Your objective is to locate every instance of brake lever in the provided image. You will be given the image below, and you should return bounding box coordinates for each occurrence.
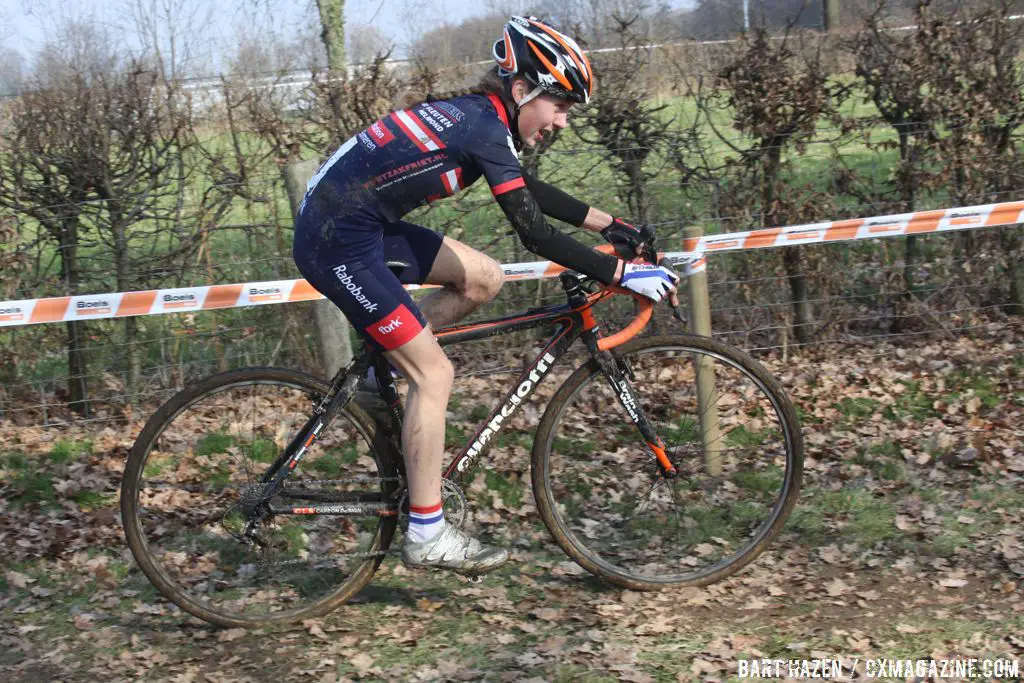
[657,256,687,325]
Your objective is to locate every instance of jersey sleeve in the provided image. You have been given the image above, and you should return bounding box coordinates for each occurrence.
[463,118,525,197]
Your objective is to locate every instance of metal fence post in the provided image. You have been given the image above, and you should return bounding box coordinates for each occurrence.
[282,160,352,376]
[683,226,723,476]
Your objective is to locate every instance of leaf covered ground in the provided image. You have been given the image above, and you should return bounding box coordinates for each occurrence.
[1,321,1022,682]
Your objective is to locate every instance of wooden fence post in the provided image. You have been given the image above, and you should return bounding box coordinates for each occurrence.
[282,160,352,377]
[683,226,722,476]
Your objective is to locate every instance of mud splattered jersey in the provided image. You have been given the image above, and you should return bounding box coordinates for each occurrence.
[300,93,524,223]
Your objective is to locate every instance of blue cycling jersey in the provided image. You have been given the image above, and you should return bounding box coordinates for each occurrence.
[300,93,524,223]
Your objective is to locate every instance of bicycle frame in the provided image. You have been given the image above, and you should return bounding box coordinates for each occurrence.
[251,271,680,523]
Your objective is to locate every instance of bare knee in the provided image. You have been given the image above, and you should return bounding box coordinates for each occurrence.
[408,353,454,398]
[459,256,504,305]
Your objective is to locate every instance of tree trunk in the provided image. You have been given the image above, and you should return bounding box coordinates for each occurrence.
[315,0,347,72]
[891,235,918,333]
[283,159,352,377]
[763,147,812,346]
[626,159,649,223]
[316,0,347,125]
[60,218,89,416]
[112,214,141,400]
[783,247,813,345]
[822,0,840,31]
[892,133,916,334]
[1003,228,1023,315]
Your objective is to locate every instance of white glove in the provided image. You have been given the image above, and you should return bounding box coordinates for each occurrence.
[618,263,680,302]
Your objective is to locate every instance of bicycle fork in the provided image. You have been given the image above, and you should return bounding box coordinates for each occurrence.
[580,329,678,478]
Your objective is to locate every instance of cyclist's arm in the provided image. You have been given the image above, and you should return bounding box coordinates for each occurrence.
[522,170,615,233]
[466,116,621,284]
[494,186,622,285]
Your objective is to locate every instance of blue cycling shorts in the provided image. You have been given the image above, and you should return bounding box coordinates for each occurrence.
[292,209,443,352]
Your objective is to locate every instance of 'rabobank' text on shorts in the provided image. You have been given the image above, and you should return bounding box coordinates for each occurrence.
[292,209,443,352]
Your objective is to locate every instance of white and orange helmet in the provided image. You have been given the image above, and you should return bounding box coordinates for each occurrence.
[492,16,594,105]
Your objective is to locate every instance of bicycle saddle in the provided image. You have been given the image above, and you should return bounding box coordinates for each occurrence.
[386,260,411,278]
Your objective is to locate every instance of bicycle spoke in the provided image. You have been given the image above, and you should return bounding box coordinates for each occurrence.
[124,369,398,626]
[536,337,802,586]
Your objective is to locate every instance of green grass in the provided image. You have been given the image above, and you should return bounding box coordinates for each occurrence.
[71,491,112,509]
[811,488,899,545]
[863,441,907,481]
[953,372,1005,409]
[552,436,595,455]
[468,404,491,422]
[786,503,827,540]
[970,484,1024,511]
[9,469,56,506]
[734,466,784,496]
[835,397,880,422]
[245,438,279,463]
[195,431,235,456]
[875,459,906,481]
[142,459,167,478]
[49,439,93,464]
[725,425,779,448]
[484,470,524,507]
[3,450,29,470]
[552,666,618,683]
[309,442,360,477]
[885,381,941,421]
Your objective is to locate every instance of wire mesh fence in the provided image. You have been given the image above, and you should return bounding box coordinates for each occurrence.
[2,217,1020,432]
[4,2,1024,433]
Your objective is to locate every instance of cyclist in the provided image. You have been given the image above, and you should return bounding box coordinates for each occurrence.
[293,15,679,574]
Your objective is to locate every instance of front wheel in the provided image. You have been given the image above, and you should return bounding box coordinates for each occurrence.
[532,334,803,590]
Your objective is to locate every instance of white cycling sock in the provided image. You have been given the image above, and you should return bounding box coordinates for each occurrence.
[407,501,445,542]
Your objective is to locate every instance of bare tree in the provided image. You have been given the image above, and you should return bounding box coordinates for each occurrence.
[703,27,851,344]
[348,24,393,65]
[0,48,24,96]
[572,15,675,222]
[0,19,238,412]
[848,1,940,331]
[409,13,506,66]
[124,0,218,80]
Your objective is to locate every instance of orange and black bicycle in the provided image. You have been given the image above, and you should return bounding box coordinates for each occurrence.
[121,241,803,628]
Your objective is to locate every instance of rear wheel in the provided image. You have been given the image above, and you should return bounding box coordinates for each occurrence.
[121,367,399,628]
[532,334,802,590]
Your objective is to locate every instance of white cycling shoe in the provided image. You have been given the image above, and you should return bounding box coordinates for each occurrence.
[402,524,509,574]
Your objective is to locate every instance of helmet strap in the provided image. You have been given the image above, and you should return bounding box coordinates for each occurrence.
[516,85,546,107]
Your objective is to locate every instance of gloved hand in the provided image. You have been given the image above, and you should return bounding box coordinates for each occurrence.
[618,262,680,302]
[601,218,654,260]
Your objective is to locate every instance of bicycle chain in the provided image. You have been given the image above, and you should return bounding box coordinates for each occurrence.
[241,477,406,571]
[281,476,403,488]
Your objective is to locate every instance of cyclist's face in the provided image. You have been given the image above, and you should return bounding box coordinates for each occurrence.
[515,86,572,147]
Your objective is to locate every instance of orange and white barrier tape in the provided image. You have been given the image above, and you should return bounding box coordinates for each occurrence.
[1,199,1021,329]
[0,279,324,328]
[699,201,1024,252]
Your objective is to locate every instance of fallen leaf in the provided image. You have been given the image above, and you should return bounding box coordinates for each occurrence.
[217,628,246,642]
[304,620,329,640]
[348,652,375,674]
[5,570,33,588]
